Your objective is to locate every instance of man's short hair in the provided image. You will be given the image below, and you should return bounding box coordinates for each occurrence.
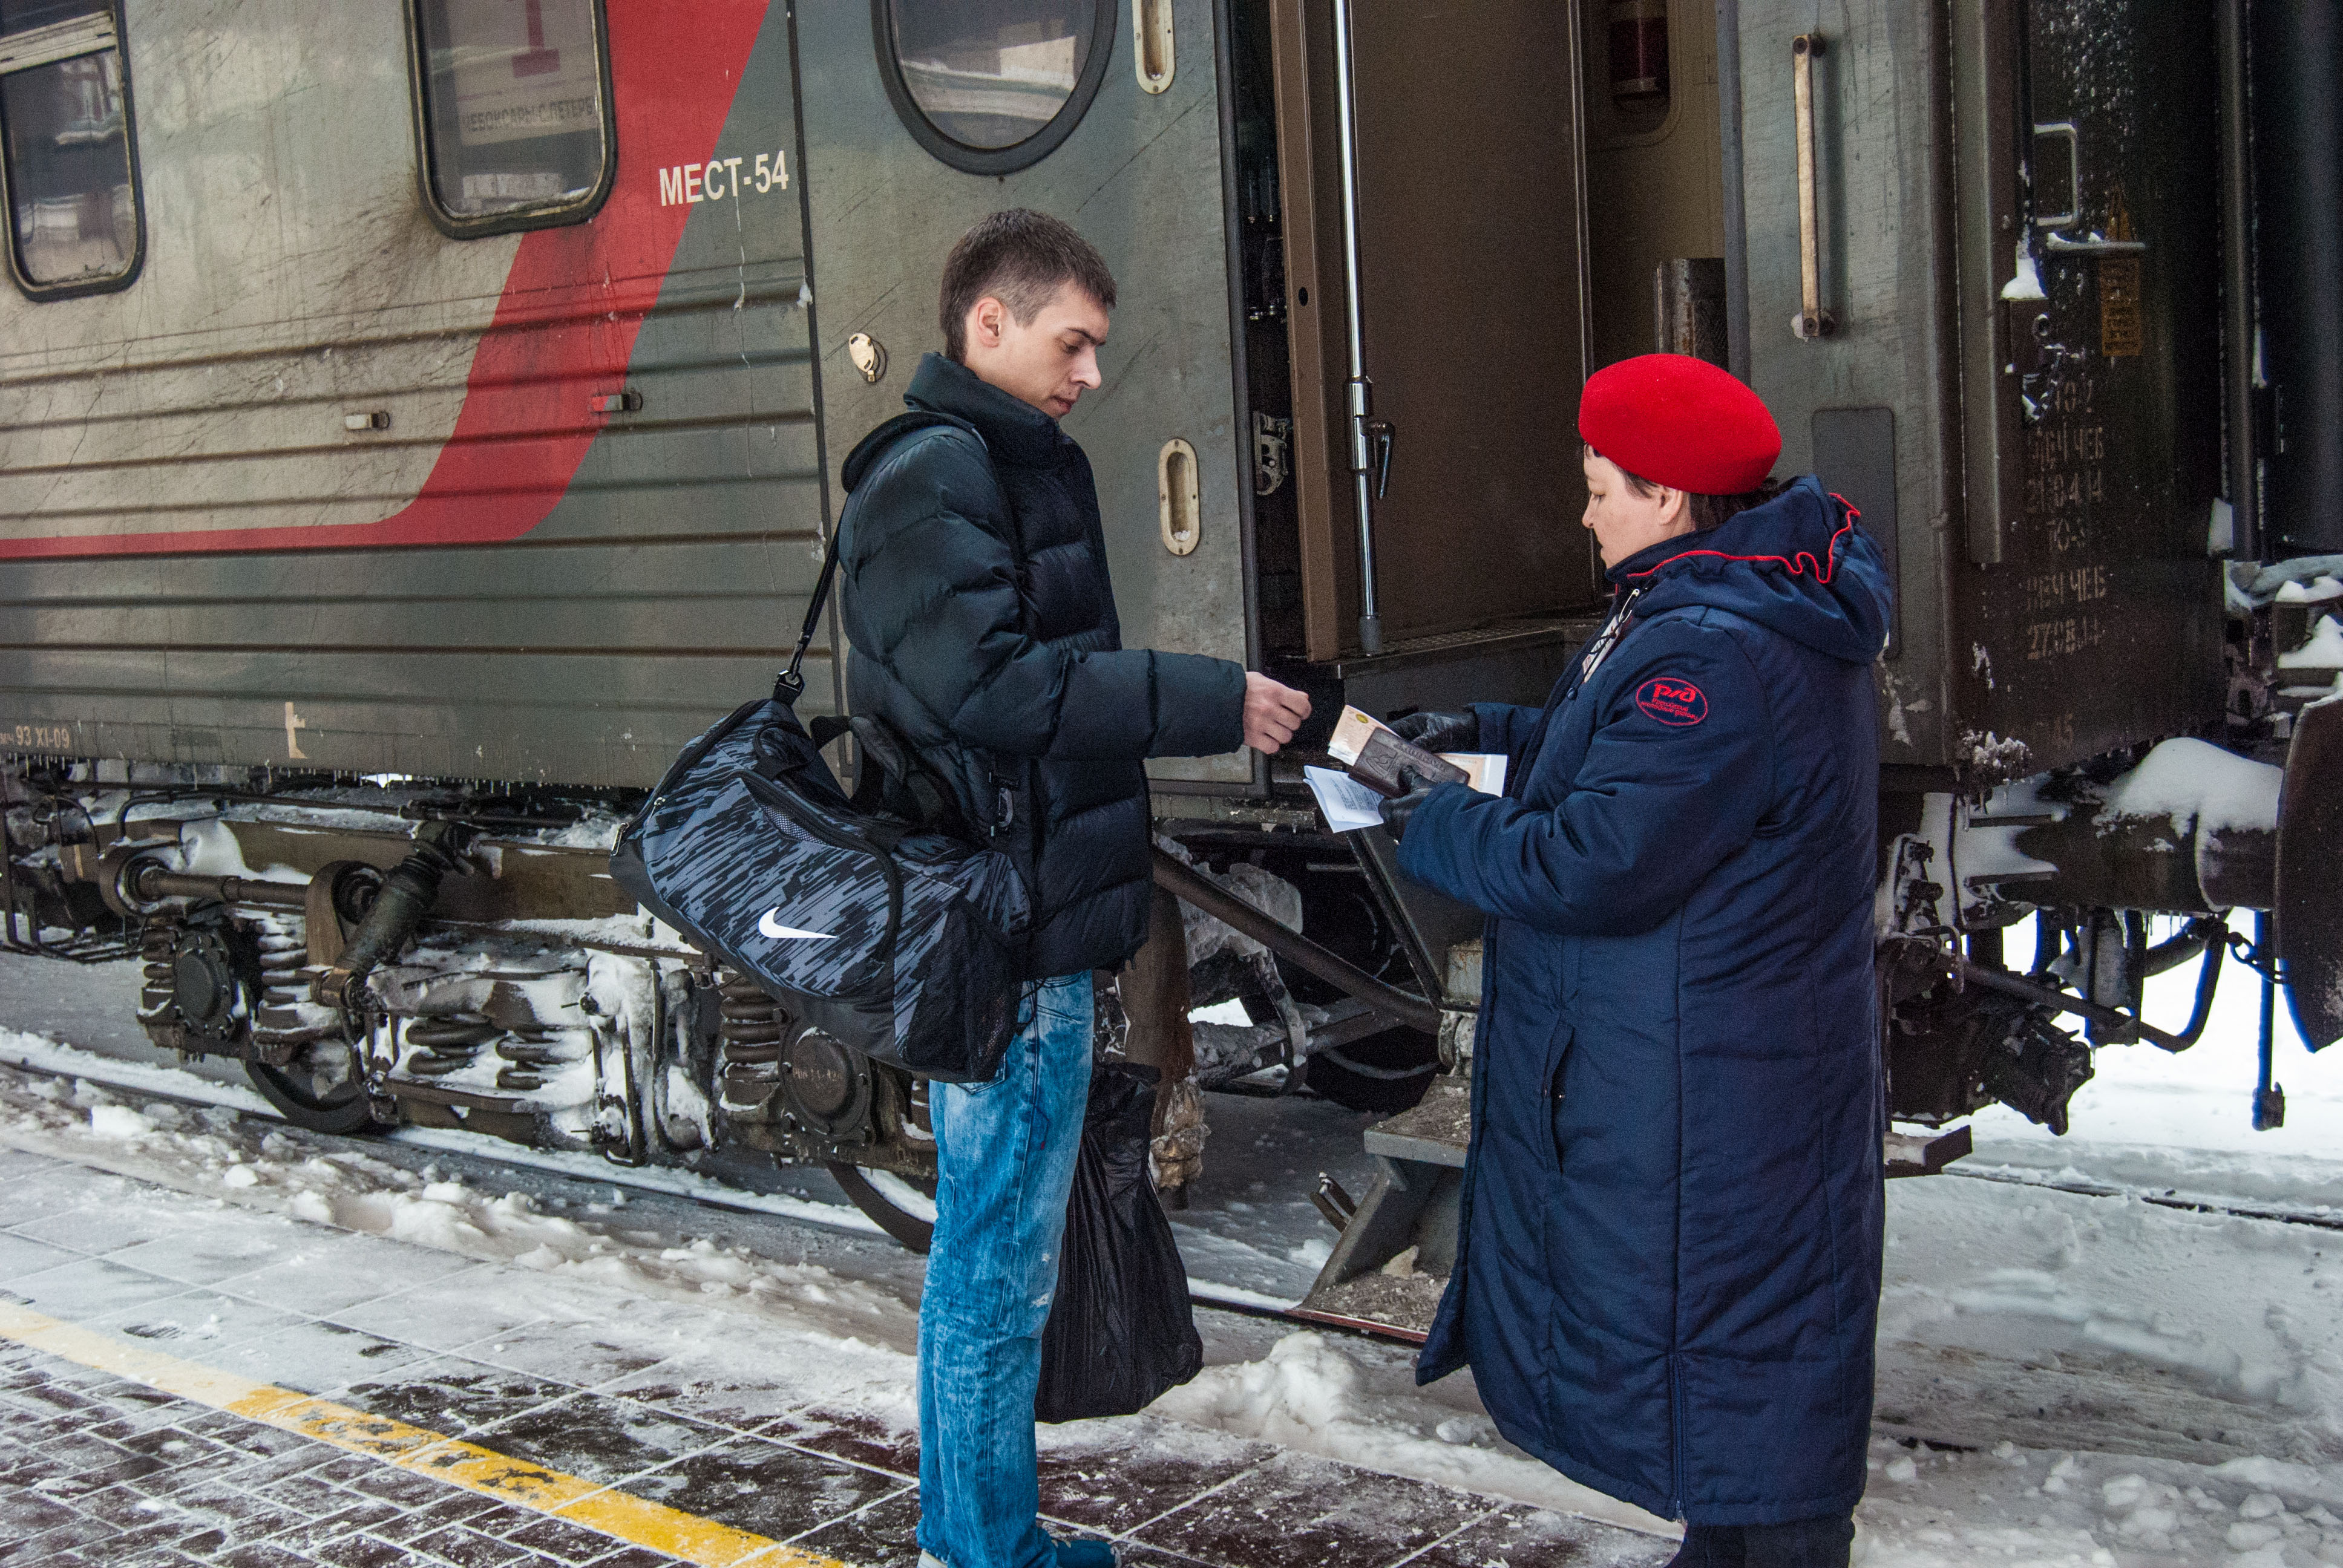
[939,209,1117,361]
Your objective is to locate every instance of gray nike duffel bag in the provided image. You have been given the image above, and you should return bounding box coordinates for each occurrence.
[611,426,1030,1082]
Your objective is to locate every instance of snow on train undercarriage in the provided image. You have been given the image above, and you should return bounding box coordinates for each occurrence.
[4,0,2343,1341]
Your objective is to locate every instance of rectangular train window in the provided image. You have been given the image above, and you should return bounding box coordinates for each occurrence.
[408,0,614,236]
[0,0,142,297]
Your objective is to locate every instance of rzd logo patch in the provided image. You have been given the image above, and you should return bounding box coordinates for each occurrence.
[1634,676,1708,727]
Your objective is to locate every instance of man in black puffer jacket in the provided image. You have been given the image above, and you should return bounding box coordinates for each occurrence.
[836,210,1311,1568]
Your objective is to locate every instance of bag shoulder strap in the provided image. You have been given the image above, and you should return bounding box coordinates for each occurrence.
[776,410,986,704]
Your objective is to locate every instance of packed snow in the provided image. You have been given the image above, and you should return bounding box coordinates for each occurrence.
[2097,738,2284,835]
[1,926,2339,1564]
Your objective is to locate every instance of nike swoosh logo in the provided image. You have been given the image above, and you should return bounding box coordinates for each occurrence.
[758,909,834,941]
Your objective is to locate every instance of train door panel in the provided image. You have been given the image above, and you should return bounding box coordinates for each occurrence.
[1734,0,1961,769]
[1269,0,1601,662]
[1954,0,2224,773]
[795,0,1254,789]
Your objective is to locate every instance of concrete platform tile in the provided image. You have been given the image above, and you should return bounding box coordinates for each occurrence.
[786,1487,925,1568]
[585,1547,693,1568]
[0,1162,121,1226]
[1131,1451,1495,1568]
[594,1349,821,1437]
[120,1478,315,1555]
[367,1486,504,1544]
[103,1207,316,1288]
[458,1389,732,1488]
[494,1508,640,1561]
[312,1530,430,1568]
[332,1354,575,1437]
[217,1230,482,1318]
[410,1520,536,1566]
[609,1431,906,1544]
[20,1434,166,1500]
[1397,1504,1682,1567]
[111,1423,249,1483]
[0,1229,82,1285]
[0,1488,88,1547]
[41,1472,175,1526]
[324,1266,552,1353]
[1034,1416,1277,1537]
[266,1494,410,1550]
[1111,1549,1243,1568]
[457,1315,676,1393]
[9,1184,186,1256]
[1,1255,202,1322]
[781,1406,920,1480]
[13,1506,122,1555]
[197,1314,441,1400]
[85,1285,310,1357]
[213,1543,321,1568]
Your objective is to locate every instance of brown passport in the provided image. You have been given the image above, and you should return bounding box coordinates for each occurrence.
[1349,728,1470,799]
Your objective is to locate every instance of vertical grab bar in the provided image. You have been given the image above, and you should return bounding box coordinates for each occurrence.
[1132,0,1175,93]
[1792,33,1834,339]
[1329,0,1384,655]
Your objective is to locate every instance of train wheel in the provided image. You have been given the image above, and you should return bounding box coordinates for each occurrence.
[245,1044,384,1136]
[828,1163,936,1253]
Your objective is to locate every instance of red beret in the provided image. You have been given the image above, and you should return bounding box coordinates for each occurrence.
[1578,354,1781,495]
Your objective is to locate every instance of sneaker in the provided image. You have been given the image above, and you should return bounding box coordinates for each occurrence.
[1054,1540,1117,1568]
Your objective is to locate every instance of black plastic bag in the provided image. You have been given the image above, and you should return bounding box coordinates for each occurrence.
[1035,1063,1204,1422]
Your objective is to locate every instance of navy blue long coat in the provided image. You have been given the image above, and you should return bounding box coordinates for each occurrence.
[1397,479,1892,1526]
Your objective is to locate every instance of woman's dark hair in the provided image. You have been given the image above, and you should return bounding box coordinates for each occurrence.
[1584,442,1786,531]
[939,209,1118,361]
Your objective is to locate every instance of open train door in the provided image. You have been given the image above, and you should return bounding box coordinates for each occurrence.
[1265,0,1602,678]
[795,0,1254,794]
[1270,0,1601,1338]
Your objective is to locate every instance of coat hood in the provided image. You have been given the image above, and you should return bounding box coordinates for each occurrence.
[1607,475,1892,665]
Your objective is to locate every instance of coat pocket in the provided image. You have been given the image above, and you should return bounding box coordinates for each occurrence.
[1545,1022,1574,1178]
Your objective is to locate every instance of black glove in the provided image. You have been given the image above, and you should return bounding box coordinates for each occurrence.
[1378,767,1441,841]
[1388,709,1479,754]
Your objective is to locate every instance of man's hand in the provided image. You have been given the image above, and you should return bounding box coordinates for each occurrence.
[1243,672,1312,754]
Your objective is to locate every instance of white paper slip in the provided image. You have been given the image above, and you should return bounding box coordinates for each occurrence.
[1447,753,1508,795]
[1305,759,1508,833]
[1303,766,1388,832]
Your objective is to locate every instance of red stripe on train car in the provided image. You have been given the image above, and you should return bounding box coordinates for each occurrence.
[0,0,770,561]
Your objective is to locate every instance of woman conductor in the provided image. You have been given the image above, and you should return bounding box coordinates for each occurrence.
[1379,355,1895,1568]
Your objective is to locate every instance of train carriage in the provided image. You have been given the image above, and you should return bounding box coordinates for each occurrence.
[1,0,2338,1330]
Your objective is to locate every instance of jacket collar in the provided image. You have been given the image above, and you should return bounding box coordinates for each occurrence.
[904,351,1071,469]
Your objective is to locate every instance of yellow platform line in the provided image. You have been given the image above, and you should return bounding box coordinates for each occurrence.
[0,1300,848,1568]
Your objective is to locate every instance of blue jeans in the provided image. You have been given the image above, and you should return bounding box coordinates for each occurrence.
[916,971,1093,1568]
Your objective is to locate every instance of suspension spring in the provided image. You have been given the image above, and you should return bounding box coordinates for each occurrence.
[136,923,176,1028]
[249,920,334,1057]
[493,1024,568,1092]
[717,971,784,1111]
[402,1014,499,1077]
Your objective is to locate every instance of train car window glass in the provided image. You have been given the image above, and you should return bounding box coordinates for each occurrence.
[876,0,1116,176]
[407,0,614,237]
[0,0,143,298]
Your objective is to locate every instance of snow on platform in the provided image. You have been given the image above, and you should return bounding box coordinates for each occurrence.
[2,938,2342,1565]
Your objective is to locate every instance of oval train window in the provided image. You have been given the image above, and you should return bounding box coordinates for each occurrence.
[876,0,1116,176]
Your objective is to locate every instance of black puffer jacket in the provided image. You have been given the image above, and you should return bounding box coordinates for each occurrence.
[837,353,1246,978]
